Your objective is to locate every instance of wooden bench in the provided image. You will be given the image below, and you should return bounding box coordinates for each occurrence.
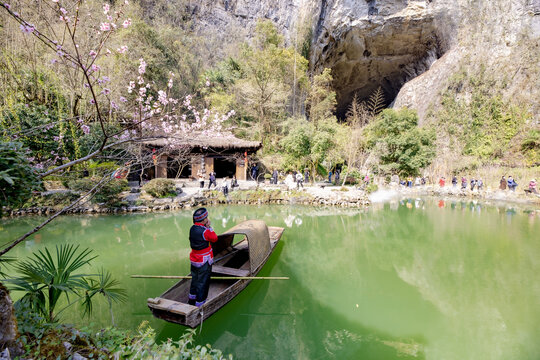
[212,265,250,277]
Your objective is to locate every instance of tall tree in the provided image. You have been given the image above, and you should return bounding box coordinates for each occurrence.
[365,108,436,176]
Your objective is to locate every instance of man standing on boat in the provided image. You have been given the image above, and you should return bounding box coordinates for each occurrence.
[188,208,218,307]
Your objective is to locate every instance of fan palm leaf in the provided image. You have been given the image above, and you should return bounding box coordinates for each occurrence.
[9,244,96,321]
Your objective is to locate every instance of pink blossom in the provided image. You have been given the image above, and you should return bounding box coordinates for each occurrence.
[167,78,173,89]
[89,99,96,104]
[59,7,67,14]
[138,58,146,75]
[111,101,119,110]
[117,45,128,54]
[81,124,90,134]
[103,3,109,14]
[119,96,127,102]
[122,18,131,28]
[4,3,10,10]
[100,22,110,31]
[205,79,210,87]
[56,50,65,57]
[34,163,44,170]
[102,88,110,95]
[138,87,146,96]
[20,24,35,34]
[106,15,112,21]
[127,81,135,93]
[52,0,58,2]
[89,50,97,58]
[90,64,101,72]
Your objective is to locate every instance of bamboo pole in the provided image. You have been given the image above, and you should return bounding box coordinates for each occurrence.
[131,275,289,280]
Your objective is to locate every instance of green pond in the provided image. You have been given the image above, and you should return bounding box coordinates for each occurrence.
[2,199,540,359]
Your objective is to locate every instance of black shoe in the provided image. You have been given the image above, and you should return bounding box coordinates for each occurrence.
[188,299,196,306]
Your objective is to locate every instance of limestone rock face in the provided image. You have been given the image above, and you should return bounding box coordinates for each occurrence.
[310,0,456,116]
[185,0,538,120]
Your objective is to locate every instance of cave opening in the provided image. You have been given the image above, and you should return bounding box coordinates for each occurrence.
[310,6,449,120]
[334,44,443,120]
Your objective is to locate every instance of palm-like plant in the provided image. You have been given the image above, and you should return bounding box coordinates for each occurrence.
[6,244,126,323]
[0,255,16,277]
[80,268,127,326]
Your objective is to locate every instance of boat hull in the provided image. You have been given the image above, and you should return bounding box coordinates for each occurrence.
[147,224,284,327]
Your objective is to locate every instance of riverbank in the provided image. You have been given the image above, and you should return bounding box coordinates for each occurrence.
[3,180,540,217]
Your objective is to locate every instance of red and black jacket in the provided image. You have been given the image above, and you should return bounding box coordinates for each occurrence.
[189,223,218,266]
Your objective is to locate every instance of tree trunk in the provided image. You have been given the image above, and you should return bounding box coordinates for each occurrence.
[0,282,23,358]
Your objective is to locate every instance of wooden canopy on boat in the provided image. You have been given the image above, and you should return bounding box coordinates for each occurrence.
[213,220,271,275]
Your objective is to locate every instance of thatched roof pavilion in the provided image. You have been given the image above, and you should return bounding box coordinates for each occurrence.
[142,133,262,181]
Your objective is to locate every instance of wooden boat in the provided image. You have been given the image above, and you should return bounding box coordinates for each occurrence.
[147,219,284,327]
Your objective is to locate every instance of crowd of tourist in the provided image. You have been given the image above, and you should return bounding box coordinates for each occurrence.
[394,174,538,195]
[432,175,537,194]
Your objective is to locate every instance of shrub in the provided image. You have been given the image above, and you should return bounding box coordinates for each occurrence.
[142,178,177,198]
[24,191,80,208]
[0,142,42,210]
[364,108,436,177]
[365,183,379,194]
[67,177,128,203]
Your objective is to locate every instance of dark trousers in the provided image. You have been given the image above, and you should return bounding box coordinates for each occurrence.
[189,262,212,305]
[208,179,216,189]
[199,181,204,188]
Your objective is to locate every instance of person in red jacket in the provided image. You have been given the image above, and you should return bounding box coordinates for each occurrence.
[188,208,218,306]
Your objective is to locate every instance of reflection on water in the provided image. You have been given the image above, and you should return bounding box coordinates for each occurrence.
[1,200,540,360]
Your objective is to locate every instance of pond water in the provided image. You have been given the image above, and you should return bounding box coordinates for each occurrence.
[2,199,540,359]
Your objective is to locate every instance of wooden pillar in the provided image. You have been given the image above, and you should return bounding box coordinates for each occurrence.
[155,154,168,178]
[191,155,205,178]
[236,156,246,180]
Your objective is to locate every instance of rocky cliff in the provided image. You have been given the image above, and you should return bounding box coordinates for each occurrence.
[183,0,539,125]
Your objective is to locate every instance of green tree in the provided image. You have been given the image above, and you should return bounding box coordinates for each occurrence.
[203,20,308,144]
[306,68,336,126]
[365,108,436,176]
[0,142,42,209]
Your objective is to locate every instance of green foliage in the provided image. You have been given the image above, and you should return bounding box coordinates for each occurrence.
[365,183,379,194]
[67,177,129,204]
[365,108,436,177]
[279,69,345,175]
[255,19,284,49]
[113,323,232,359]
[306,68,337,125]
[14,306,230,360]
[0,141,42,209]
[341,166,361,185]
[23,191,80,209]
[142,178,177,198]
[1,103,81,162]
[521,130,540,164]
[203,20,309,143]
[228,189,283,202]
[6,244,126,323]
[436,67,531,161]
